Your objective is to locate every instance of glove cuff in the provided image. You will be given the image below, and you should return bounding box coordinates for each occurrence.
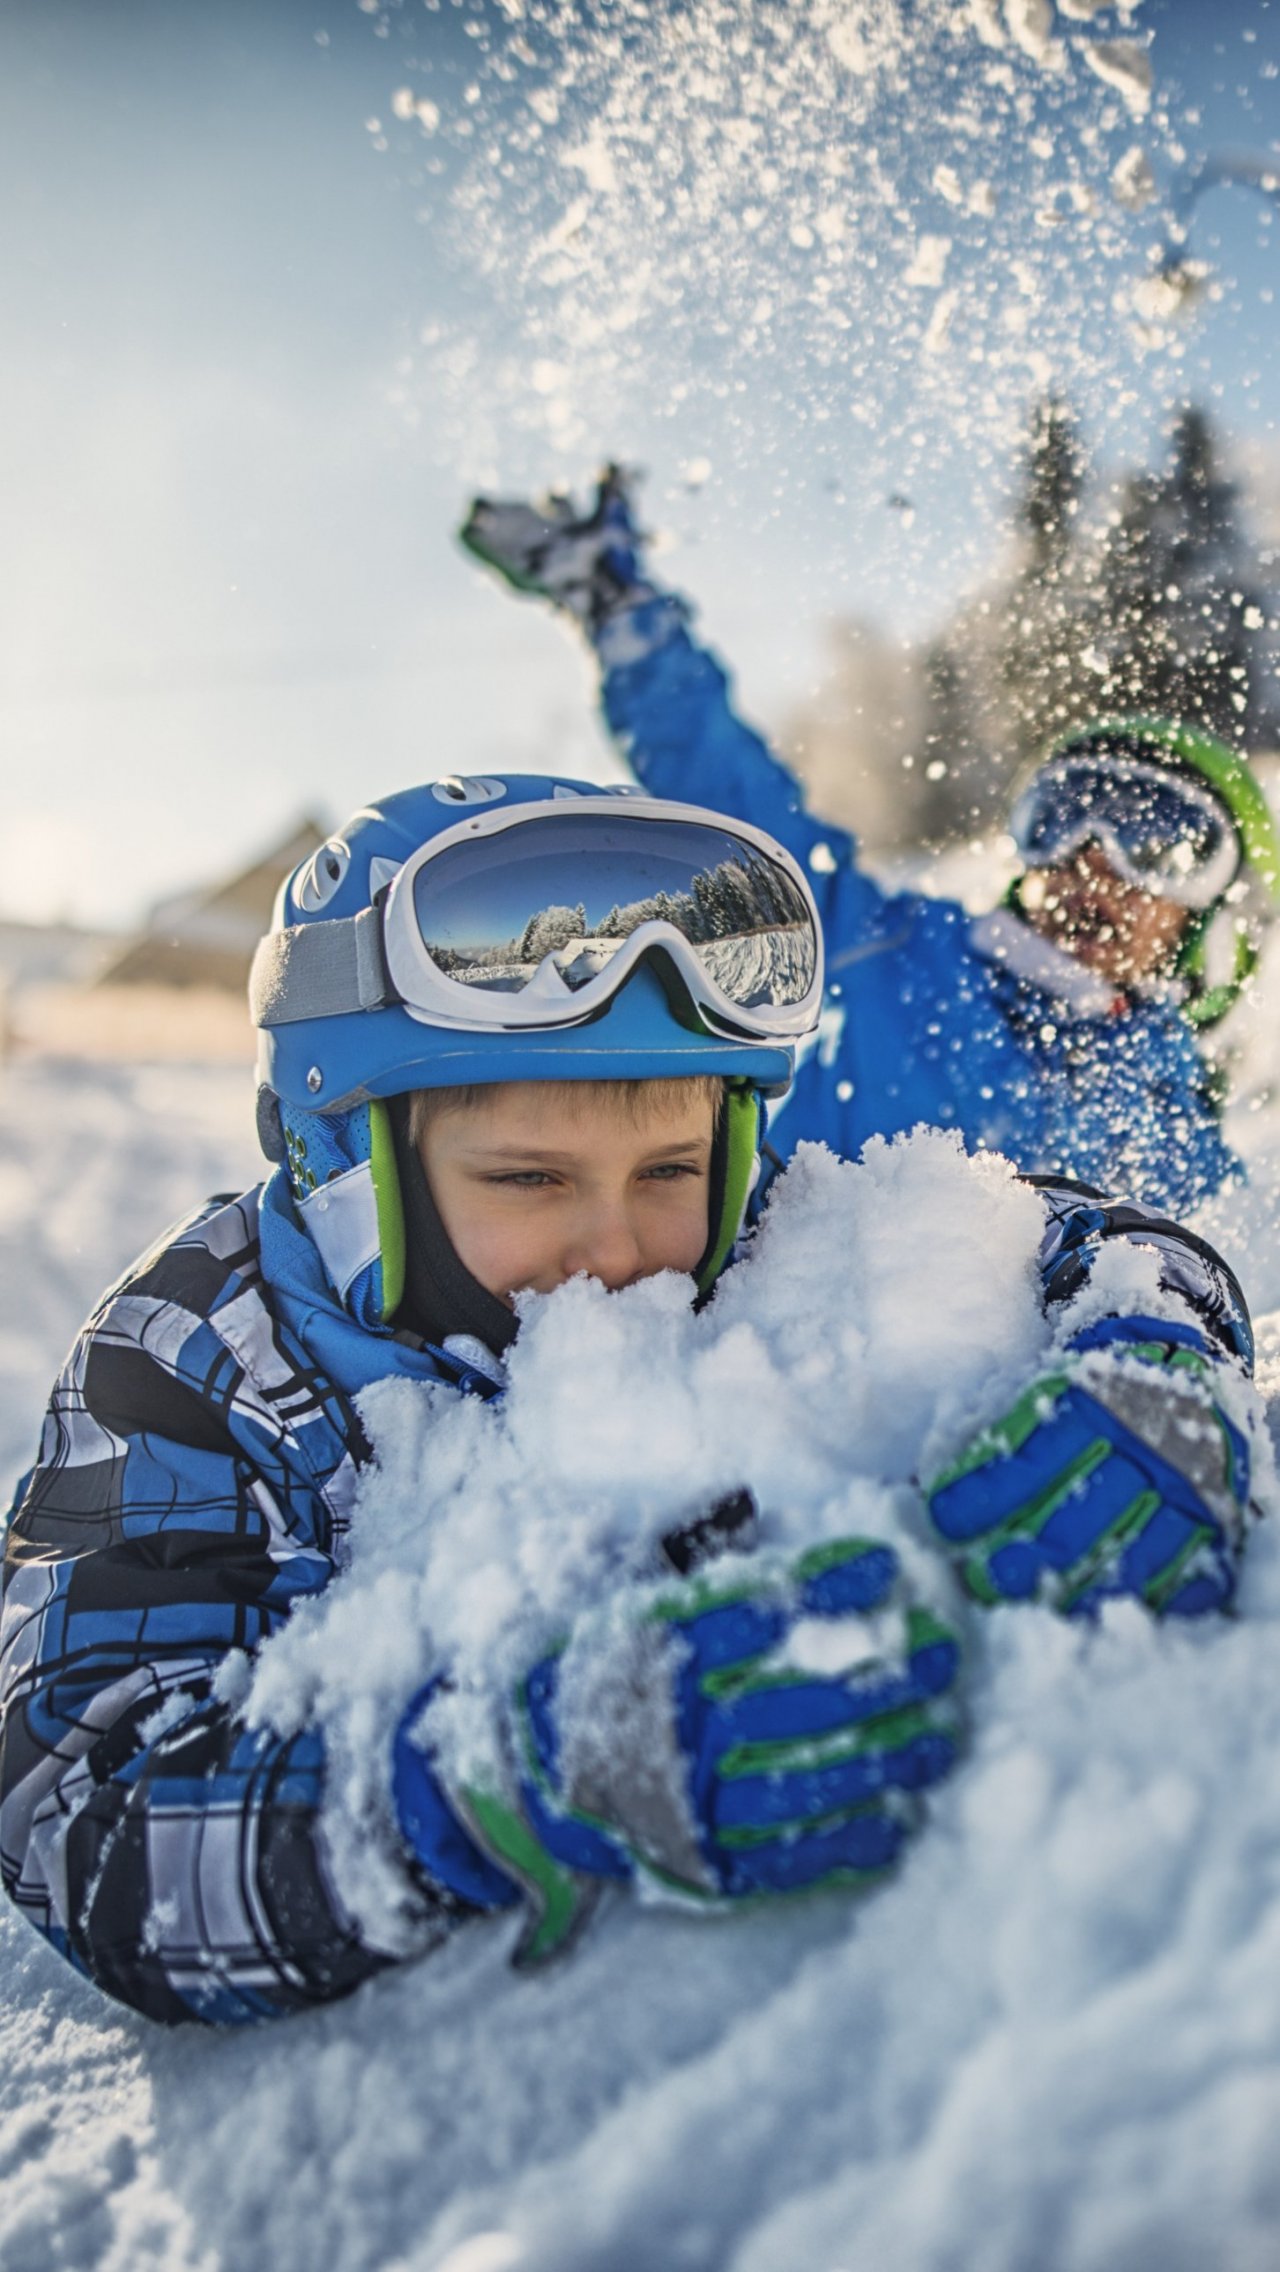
[392,1684,520,1914]
[1067,1314,1211,1363]
[595,590,689,670]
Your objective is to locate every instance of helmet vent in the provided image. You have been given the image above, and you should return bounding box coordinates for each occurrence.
[295,838,351,913]
[430,775,508,807]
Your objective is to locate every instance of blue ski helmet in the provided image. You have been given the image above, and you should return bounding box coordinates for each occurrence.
[250,773,814,1326]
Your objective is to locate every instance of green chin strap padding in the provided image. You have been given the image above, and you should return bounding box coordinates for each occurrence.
[369,1098,407,1323]
[1180,916,1259,1031]
[697,1085,762,1296]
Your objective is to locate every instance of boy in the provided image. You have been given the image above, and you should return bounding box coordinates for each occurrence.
[462,470,1280,1213]
[0,776,1256,2024]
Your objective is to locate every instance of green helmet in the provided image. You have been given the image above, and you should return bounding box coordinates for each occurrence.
[1037,715,1280,1026]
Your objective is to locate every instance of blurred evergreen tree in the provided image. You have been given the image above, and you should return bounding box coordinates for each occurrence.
[993,393,1089,774]
[1091,405,1276,745]
[783,401,1279,854]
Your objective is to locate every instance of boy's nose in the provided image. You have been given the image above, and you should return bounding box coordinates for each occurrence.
[565,1202,646,1291]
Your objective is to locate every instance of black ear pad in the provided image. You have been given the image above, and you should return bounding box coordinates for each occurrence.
[388,1098,520,1357]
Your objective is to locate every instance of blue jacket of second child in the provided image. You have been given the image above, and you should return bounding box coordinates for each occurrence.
[599,612,1239,1216]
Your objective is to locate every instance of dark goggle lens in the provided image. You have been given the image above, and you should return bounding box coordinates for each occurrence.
[412,813,816,1009]
[1015,762,1228,880]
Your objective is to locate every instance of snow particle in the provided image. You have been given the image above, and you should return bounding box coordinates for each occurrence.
[1082,40,1154,120]
[561,126,618,194]
[905,234,951,289]
[1005,0,1063,73]
[1111,144,1155,213]
[827,19,872,74]
[923,288,958,354]
[967,0,1006,48]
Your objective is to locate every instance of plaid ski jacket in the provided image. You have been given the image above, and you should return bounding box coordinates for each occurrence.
[0,1163,1252,2026]
[0,1173,480,2025]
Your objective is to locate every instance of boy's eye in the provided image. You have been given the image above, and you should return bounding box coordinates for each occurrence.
[484,1170,557,1189]
[642,1161,702,1182]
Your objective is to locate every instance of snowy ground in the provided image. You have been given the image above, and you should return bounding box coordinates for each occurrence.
[5,958,1280,2272]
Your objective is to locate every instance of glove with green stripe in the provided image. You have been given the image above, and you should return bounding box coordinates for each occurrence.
[446,1537,962,1967]
[925,1315,1250,1620]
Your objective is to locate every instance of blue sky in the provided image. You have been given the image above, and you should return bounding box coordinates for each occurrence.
[2,0,1278,927]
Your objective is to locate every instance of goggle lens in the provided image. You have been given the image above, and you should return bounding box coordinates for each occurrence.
[1011,759,1238,909]
[411,812,817,1012]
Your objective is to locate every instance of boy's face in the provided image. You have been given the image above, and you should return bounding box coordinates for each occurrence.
[417,1081,717,1304]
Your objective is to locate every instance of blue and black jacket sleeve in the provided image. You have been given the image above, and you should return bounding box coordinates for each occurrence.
[0,1193,465,2026]
[1031,1174,1253,1369]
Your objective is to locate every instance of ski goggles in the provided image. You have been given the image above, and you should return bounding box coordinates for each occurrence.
[1008,757,1240,911]
[252,797,823,1042]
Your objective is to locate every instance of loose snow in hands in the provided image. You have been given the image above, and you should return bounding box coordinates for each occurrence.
[7,1055,1280,2269]
[246,1132,1044,1942]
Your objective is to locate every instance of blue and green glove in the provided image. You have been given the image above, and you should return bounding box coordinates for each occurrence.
[926,1316,1251,1619]
[395,1537,962,1968]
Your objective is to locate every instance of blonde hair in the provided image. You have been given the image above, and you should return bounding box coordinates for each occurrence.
[407,1075,725,1149]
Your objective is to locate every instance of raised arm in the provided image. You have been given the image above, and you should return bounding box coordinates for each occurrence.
[460,468,869,894]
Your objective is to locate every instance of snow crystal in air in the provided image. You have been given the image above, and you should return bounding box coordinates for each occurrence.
[1005,0,1063,73]
[827,17,873,74]
[966,0,1007,47]
[378,0,1179,524]
[1082,37,1154,118]
[1112,142,1156,212]
[923,288,959,355]
[905,234,951,289]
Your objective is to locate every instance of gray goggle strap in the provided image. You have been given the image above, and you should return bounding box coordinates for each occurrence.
[249,905,394,1030]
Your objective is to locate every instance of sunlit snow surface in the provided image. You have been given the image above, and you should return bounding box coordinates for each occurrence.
[5,958,1280,2271]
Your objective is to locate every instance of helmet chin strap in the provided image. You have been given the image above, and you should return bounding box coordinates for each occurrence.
[696,1085,764,1295]
[1177,911,1258,1030]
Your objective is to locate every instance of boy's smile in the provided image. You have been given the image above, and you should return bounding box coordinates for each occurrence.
[417,1080,718,1303]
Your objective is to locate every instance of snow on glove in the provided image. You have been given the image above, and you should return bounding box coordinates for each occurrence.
[447,1537,962,1969]
[926,1316,1251,1620]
